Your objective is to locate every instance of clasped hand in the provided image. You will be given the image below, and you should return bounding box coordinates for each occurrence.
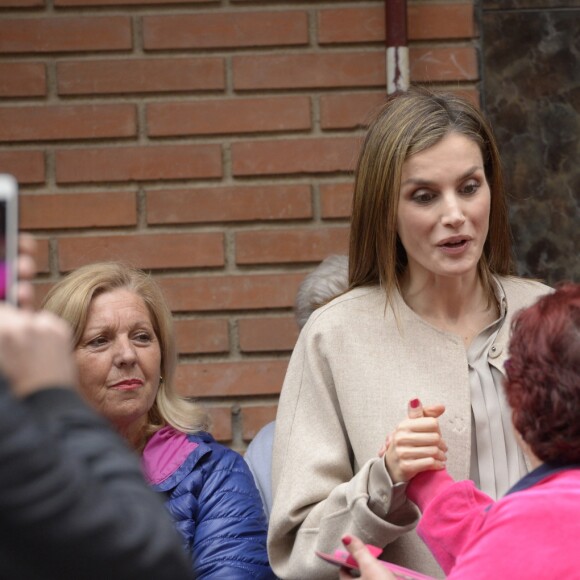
[381,399,448,484]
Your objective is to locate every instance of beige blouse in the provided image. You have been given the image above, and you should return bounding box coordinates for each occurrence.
[467,281,529,499]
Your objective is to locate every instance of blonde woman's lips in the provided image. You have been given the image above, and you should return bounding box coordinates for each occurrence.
[110,378,144,391]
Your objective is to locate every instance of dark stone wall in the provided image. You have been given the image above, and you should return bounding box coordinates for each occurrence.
[480,0,579,284]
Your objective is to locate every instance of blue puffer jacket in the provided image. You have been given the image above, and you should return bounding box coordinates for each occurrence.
[143,426,275,579]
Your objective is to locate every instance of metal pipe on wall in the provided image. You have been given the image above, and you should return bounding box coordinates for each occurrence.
[385,0,409,94]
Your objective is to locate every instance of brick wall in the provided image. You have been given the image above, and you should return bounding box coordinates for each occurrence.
[0,0,478,452]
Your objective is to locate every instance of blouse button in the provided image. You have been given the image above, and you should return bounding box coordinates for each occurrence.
[489,345,502,358]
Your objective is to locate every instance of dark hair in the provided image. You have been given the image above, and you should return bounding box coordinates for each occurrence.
[505,283,580,464]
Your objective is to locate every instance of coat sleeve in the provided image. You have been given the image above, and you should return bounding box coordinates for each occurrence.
[0,378,192,580]
[268,323,419,580]
[192,445,276,580]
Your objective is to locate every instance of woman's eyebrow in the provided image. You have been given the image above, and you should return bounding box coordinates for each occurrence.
[401,165,483,187]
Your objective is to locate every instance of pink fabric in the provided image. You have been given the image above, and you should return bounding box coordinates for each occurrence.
[408,468,580,578]
[142,426,198,486]
[0,261,6,300]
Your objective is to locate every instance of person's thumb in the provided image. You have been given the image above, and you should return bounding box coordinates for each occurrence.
[342,535,376,567]
[408,398,424,419]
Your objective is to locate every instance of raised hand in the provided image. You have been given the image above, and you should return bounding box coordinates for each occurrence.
[0,304,77,398]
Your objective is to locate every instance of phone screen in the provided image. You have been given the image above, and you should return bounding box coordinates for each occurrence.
[0,199,7,301]
[0,174,18,304]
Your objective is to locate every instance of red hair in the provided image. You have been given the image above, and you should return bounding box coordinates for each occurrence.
[505,283,580,464]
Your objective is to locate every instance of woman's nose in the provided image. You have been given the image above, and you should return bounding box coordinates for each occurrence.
[114,337,137,366]
[441,194,466,228]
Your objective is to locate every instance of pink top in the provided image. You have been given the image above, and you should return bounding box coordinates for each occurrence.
[141,426,198,486]
[407,465,580,578]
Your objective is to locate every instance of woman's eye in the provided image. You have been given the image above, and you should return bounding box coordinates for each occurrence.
[87,336,108,347]
[134,332,152,343]
[461,180,480,195]
[412,191,436,204]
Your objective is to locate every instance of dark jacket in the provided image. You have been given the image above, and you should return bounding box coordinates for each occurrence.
[143,426,275,579]
[0,376,192,580]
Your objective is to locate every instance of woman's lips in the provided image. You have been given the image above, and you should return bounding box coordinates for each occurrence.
[438,238,471,255]
[110,379,144,391]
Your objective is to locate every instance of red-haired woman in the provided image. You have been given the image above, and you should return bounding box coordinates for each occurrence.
[338,283,580,579]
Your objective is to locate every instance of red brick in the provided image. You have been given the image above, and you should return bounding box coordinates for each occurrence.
[57,58,224,96]
[20,191,137,230]
[238,316,298,353]
[157,273,305,312]
[58,232,224,272]
[408,3,475,40]
[147,96,311,137]
[0,0,44,6]
[234,47,477,90]
[57,0,211,5]
[320,182,354,219]
[318,4,474,44]
[147,184,312,225]
[33,238,50,274]
[143,10,307,50]
[232,137,360,177]
[55,144,222,184]
[174,318,229,354]
[411,47,477,82]
[0,105,136,142]
[320,92,386,130]
[233,51,384,90]
[0,63,46,97]
[32,280,53,310]
[205,406,233,442]
[236,227,349,265]
[241,405,278,441]
[174,359,288,398]
[0,150,44,184]
[0,17,131,54]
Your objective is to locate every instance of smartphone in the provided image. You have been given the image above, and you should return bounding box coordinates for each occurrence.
[316,547,436,580]
[0,174,19,305]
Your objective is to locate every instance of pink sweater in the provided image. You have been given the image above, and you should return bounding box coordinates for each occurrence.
[407,464,580,578]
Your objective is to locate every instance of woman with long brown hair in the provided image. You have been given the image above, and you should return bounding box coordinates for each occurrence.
[268,87,551,579]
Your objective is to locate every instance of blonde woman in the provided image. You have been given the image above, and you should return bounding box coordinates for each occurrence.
[42,262,274,579]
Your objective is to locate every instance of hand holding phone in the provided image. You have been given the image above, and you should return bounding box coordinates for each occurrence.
[316,544,436,580]
[0,174,18,305]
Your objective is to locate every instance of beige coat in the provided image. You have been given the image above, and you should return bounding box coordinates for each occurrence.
[268,276,550,579]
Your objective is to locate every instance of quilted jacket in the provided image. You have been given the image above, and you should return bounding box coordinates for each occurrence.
[143,426,275,579]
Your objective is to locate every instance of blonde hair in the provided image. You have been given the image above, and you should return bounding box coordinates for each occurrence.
[41,262,209,445]
[349,86,514,304]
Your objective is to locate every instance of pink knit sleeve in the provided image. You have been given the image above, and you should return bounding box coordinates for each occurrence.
[407,470,494,574]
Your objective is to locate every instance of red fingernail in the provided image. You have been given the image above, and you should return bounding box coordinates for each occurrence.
[410,398,420,409]
[342,535,352,546]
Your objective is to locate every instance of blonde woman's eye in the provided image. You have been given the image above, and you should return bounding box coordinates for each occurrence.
[87,336,108,347]
[135,332,152,343]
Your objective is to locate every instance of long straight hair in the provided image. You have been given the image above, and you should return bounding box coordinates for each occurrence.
[349,86,514,303]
